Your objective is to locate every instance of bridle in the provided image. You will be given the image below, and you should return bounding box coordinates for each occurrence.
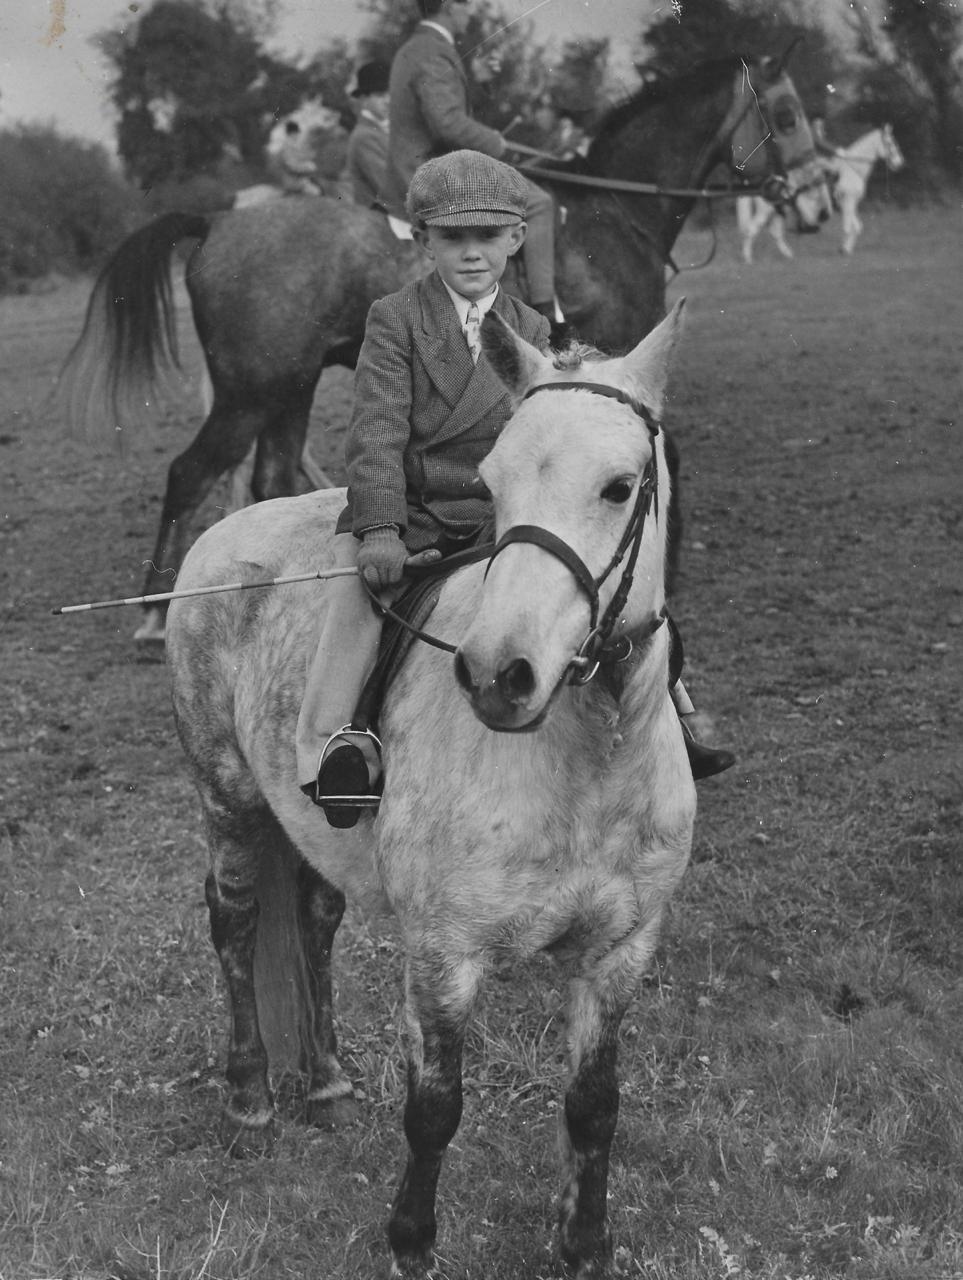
[516,65,807,274]
[485,382,666,687]
[362,382,668,697]
[515,66,801,205]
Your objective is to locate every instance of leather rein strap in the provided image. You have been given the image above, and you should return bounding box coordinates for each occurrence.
[486,381,666,685]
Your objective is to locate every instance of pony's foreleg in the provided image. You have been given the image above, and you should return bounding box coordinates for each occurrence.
[557,920,664,1277]
[204,824,276,1156]
[387,954,481,1276]
[557,982,621,1276]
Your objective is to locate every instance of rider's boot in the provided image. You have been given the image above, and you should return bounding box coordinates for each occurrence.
[679,715,736,780]
[303,726,383,829]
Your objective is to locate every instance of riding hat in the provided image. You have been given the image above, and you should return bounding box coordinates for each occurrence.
[350,61,390,97]
[407,150,527,228]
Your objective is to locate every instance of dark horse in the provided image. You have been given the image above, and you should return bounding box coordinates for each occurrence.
[59,54,813,638]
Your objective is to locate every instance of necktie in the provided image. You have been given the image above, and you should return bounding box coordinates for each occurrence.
[464,301,482,364]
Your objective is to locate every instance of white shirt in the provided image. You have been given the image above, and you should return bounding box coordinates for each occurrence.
[442,281,499,328]
[419,19,455,45]
[359,108,388,131]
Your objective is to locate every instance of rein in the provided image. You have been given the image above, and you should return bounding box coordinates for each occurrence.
[513,163,771,202]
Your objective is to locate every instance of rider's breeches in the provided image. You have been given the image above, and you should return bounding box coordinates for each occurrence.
[296,533,383,787]
[521,178,556,307]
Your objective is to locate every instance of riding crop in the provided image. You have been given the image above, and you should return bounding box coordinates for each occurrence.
[52,567,359,615]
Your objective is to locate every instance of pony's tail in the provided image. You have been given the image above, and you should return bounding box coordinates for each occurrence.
[252,821,323,1077]
[56,210,211,433]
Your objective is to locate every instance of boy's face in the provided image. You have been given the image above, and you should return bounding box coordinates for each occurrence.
[415,223,526,301]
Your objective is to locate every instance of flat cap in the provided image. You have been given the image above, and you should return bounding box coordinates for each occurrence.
[406,150,528,227]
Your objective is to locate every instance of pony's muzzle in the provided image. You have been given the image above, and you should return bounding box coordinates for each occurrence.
[454,648,540,730]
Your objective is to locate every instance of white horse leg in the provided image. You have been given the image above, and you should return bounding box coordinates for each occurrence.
[388,952,482,1275]
[769,212,794,259]
[736,199,755,263]
[840,196,858,254]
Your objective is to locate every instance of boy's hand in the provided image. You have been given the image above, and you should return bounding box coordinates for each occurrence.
[358,527,409,588]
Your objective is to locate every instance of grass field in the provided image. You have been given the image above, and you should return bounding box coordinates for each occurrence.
[1,203,961,1280]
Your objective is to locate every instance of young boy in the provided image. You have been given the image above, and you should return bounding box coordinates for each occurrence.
[296,150,551,826]
[297,149,733,828]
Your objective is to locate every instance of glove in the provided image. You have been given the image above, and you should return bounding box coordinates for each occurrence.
[358,526,409,589]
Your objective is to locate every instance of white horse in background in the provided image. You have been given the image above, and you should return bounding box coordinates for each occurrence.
[826,123,905,254]
[735,181,833,264]
[737,125,905,261]
[736,194,797,262]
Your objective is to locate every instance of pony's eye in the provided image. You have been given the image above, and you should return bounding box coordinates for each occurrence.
[601,477,634,504]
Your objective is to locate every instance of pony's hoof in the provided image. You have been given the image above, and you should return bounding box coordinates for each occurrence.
[389,1250,433,1279]
[133,608,166,644]
[306,1089,361,1131]
[219,1109,278,1157]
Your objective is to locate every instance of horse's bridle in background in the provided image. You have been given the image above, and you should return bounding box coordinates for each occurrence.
[486,382,667,687]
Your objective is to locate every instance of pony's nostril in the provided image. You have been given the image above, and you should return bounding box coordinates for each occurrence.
[453,650,476,694]
[496,658,536,705]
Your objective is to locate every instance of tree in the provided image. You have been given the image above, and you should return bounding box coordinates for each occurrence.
[355,0,557,131]
[883,0,963,178]
[842,0,962,186]
[0,126,139,291]
[98,0,314,188]
[550,38,610,120]
[638,0,844,116]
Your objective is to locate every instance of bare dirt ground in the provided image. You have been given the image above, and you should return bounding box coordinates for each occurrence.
[1,204,961,1279]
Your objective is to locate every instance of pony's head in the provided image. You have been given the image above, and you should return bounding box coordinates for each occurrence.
[453,301,685,732]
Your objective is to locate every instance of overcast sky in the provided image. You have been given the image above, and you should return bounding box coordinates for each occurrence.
[0,0,658,150]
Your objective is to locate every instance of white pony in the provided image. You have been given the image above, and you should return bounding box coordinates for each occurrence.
[826,123,905,254]
[735,181,833,263]
[737,125,905,261]
[736,193,798,262]
[166,304,697,1277]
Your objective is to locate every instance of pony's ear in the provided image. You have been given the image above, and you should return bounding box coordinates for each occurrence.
[608,298,686,419]
[481,310,550,398]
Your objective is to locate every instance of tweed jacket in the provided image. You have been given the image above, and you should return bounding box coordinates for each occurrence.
[382,24,505,219]
[345,113,388,208]
[337,271,551,552]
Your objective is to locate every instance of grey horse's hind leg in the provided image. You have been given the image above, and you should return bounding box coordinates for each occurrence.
[295,858,356,1125]
[205,850,276,1156]
[203,799,356,1153]
[387,953,481,1275]
[140,398,272,603]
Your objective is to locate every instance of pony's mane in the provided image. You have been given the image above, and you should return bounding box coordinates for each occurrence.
[551,340,606,372]
[588,56,742,157]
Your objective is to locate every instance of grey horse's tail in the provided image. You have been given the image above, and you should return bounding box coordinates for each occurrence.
[252,824,320,1076]
[55,210,212,431]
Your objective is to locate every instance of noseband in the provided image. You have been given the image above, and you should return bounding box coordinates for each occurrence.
[485,382,666,686]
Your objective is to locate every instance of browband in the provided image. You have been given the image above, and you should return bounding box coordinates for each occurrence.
[522,380,660,434]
